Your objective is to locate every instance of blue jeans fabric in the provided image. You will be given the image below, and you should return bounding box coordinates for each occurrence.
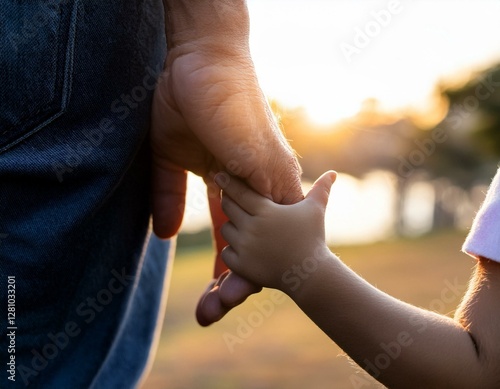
[0,1,171,388]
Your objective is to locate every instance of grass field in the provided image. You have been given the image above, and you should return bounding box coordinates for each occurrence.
[141,231,475,389]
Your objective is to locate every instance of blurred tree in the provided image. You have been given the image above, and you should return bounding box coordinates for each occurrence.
[270,63,500,234]
[271,99,418,180]
[438,63,500,178]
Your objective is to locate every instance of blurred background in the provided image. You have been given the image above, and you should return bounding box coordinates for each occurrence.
[142,1,500,388]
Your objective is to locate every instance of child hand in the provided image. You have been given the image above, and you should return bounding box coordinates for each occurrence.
[216,171,337,294]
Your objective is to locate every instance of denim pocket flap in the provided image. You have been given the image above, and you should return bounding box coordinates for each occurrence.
[0,1,78,152]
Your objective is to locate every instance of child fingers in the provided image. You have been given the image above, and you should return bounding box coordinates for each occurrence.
[221,245,240,274]
[221,193,249,224]
[214,172,263,215]
[220,221,239,249]
[305,170,337,208]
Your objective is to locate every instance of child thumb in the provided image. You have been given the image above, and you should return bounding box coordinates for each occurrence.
[305,171,337,208]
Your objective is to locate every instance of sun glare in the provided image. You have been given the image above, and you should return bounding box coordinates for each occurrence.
[305,95,361,126]
[247,0,500,126]
[180,1,500,244]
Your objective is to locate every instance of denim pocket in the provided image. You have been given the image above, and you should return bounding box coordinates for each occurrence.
[0,1,79,153]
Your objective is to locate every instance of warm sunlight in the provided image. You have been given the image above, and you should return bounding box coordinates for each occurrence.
[247,0,500,127]
[180,0,500,245]
[182,171,397,245]
[144,3,500,388]
[304,92,361,126]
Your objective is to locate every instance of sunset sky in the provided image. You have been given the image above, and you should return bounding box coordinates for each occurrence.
[181,1,500,240]
[247,0,500,125]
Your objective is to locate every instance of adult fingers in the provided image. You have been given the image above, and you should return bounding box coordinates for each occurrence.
[195,270,261,326]
[195,272,230,327]
[207,186,230,277]
[152,161,187,239]
[195,286,228,326]
[219,270,262,308]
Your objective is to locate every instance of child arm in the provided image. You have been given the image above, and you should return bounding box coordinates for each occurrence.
[217,171,500,388]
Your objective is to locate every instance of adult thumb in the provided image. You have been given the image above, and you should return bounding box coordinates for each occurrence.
[305,171,337,208]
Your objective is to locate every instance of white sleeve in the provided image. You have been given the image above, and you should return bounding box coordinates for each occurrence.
[462,167,500,262]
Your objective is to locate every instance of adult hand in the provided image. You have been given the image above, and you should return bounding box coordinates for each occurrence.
[151,0,303,325]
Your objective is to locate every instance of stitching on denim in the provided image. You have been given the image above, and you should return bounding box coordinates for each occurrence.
[0,1,80,154]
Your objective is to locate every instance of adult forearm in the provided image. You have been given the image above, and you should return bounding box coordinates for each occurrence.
[163,0,250,51]
[289,253,495,388]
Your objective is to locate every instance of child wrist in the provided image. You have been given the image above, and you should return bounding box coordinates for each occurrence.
[277,247,337,297]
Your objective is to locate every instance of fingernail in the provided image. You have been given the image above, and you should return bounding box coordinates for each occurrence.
[214,172,230,188]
